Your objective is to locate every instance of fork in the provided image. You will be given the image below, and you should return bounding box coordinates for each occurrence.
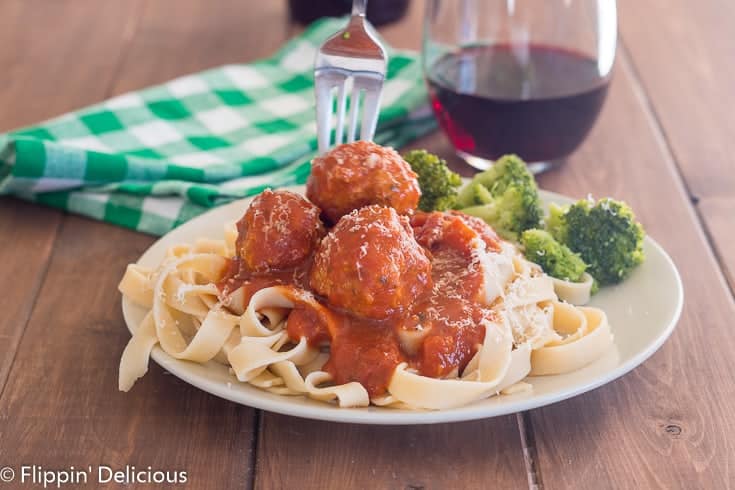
[314,0,388,154]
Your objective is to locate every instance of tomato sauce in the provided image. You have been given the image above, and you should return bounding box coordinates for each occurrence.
[217,256,312,310]
[324,316,404,397]
[409,295,490,379]
[285,304,332,347]
[217,209,497,399]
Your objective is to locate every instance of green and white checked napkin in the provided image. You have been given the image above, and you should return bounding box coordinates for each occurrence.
[0,18,436,235]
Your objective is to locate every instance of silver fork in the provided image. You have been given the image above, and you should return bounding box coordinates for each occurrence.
[314,0,388,154]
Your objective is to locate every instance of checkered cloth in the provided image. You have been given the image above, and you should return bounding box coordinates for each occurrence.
[0,18,435,235]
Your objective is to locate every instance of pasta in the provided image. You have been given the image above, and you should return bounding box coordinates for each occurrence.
[119,221,614,410]
[552,272,595,306]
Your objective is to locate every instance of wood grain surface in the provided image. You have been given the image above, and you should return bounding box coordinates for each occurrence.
[529,51,735,489]
[0,200,60,391]
[0,1,732,489]
[0,0,140,132]
[618,0,735,293]
[698,197,735,289]
[0,217,255,490]
[255,414,529,490]
[109,0,289,95]
[0,0,137,396]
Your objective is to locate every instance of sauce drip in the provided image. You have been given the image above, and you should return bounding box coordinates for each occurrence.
[217,256,311,310]
[324,317,402,397]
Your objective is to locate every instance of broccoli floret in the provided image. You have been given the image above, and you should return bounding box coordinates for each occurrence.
[546,203,568,243]
[547,197,645,285]
[456,154,543,240]
[403,150,462,211]
[521,229,587,282]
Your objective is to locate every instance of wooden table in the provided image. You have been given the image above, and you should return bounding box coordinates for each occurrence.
[1,1,733,488]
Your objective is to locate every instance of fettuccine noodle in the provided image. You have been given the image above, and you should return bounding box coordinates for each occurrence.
[119,222,613,410]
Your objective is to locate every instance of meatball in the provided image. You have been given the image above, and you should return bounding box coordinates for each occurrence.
[236,189,324,272]
[310,205,432,319]
[306,141,421,225]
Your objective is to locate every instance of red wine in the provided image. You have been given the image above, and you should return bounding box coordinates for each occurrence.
[427,44,610,163]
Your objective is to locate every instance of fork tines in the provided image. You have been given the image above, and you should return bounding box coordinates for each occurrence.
[314,18,388,154]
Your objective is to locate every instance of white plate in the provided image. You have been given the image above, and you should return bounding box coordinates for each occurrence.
[122,187,683,425]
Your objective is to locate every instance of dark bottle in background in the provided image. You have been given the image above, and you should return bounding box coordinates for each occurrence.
[288,0,410,27]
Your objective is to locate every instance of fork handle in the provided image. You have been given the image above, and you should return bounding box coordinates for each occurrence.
[352,0,367,16]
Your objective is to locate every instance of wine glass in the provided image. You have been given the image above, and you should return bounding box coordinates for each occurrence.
[423,0,617,172]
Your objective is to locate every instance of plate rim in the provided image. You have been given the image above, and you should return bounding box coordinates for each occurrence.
[121,187,684,425]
